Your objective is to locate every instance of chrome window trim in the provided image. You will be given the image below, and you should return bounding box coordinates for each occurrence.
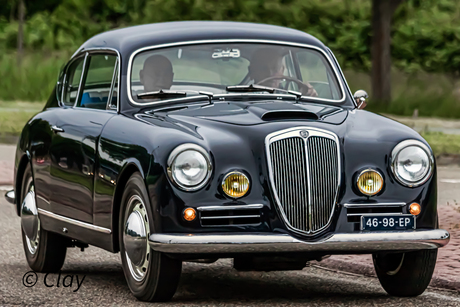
[265,126,341,236]
[197,204,263,211]
[326,47,356,108]
[37,208,112,234]
[107,57,119,110]
[390,139,434,188]
[74,52,88,108]
[343,202,406,208]
[59,53,87,107]
[62,47,121,113]
[127,39,347,107]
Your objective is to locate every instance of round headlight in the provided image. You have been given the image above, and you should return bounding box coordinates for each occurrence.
[167,144,212,191]
[222,171,250,198]
[391,140,433,187]
[357,169,383,196]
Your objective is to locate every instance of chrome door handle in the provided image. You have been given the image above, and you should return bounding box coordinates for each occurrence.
[51,125,64,133]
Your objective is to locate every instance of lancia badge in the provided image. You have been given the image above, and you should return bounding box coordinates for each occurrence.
[300,130,309,138]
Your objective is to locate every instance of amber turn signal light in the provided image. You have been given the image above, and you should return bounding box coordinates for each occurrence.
[357,169,383,196]
[222,171,250,198]
[183,208,196,221]
[409,203,421,216]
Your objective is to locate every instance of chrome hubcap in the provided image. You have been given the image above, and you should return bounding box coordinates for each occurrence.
[21,182,40,255]
[124,195,150,282]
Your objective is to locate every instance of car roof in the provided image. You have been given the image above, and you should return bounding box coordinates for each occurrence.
[76,21,327,57]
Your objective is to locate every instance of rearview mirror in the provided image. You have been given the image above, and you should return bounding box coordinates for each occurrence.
[353,90,368,109]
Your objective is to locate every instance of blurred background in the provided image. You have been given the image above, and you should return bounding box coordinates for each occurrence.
[1,0,460,158]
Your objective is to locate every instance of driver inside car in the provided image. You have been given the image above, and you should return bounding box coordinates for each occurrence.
[248,48,318,97]
[139,55,174,92]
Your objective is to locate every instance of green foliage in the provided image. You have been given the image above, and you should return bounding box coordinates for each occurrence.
[1,0,460,114]
[0,52,70,101]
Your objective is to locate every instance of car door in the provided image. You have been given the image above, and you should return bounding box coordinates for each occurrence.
[49,51,118,223]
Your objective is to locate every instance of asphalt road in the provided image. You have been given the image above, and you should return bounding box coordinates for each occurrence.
[1,197,459,305]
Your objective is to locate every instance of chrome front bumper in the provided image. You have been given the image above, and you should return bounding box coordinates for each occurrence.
[149,229,450,254]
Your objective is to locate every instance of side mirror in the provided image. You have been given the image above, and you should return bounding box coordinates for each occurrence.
[353,90,368,109]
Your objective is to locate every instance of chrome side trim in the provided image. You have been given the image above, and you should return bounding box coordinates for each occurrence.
[127,39,347,107]
[37,208,112,234]
[36,195,50,205]
[197,204,263,211]
[149,229,450,254]
[5,190,15,204]
[201,215,260,220]
[343,202,406,208]
[348,213,403,217]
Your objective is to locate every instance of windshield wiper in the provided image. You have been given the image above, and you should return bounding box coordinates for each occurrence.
[226,85,303,100]
[137,89,187,99]
[226,84,276,93]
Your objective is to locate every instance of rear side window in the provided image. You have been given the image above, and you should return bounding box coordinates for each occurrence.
[78,54,117,110]
[62,57,84,106]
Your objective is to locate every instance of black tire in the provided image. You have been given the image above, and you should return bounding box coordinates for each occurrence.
[21,164,67,272]
[119,172,182,302]
[373,249,438,297]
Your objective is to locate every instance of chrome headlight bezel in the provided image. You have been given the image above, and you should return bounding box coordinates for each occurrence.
[167,143,212,191]
[390,140,434,187]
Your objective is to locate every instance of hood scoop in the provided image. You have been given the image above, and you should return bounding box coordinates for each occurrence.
[261,110,318,121]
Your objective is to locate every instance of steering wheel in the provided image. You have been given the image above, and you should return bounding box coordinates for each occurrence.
[256,75,306,91]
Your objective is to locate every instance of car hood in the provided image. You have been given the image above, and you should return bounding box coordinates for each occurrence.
[142,100,348,127]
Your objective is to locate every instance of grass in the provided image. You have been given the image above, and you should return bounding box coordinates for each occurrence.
[344,69,460,118]
[0,52,70,102]
[0,101,43,142]
[420,132,460,157]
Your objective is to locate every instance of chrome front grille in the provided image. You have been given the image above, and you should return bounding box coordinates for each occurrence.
[266,127,340,235]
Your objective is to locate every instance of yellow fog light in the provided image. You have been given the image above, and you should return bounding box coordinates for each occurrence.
[183,208,196,221]
[222,171,250,198]
[357,169,383,196]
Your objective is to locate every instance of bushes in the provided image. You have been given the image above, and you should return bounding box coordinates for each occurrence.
[1,0,460,115]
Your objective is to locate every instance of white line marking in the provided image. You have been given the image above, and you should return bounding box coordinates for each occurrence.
[440,179,460,183]
[0,185,13,191]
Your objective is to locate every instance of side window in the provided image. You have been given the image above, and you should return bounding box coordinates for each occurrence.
[62,57,85,106]
[78,54,117,110]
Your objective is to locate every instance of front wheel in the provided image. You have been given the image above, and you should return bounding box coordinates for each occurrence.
[119,172,182,302]
[373,249,438,296]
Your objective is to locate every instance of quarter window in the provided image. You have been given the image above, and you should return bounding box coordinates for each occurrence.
[78,54,117,110]
[62,57,84,106]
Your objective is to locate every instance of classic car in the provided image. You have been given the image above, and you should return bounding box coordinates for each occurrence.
[5,21,450,302]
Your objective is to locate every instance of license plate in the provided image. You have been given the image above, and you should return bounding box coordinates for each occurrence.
[361,215,415,231]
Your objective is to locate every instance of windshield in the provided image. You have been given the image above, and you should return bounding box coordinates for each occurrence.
[130,43,343,103]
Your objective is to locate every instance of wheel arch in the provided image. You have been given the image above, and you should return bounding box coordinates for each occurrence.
[111,160,147,252]
[15,152,31,216]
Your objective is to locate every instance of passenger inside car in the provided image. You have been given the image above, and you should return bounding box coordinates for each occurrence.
[139,55,174,92]
[248,48,318,97]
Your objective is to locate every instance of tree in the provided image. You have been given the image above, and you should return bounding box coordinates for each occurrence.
[371,0,404,103]
[17,0,25,67]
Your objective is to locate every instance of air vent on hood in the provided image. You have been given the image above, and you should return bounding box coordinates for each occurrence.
[261,110,318,121]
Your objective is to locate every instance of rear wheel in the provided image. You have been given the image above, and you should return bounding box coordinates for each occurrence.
[119,172,182,302]
[21,164,67,272]
[373,249,438,296]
